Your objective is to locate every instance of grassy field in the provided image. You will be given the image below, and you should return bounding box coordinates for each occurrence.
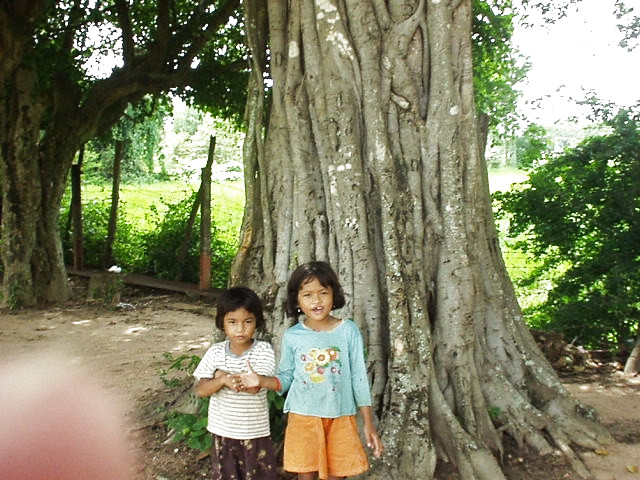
[80,168,524,228]
[82,179,245,234]
[487,167,528,193]
[79,168,525,236]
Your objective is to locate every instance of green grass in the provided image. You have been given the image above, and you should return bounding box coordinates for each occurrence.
[83,179,245,234]
[488,167,528,193]
[82,169,521,230]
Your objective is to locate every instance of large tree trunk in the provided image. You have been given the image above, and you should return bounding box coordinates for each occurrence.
[0,62,72,306]
[234,1,612,478]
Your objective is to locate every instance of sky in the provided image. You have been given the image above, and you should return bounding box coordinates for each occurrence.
[512,0,640,126]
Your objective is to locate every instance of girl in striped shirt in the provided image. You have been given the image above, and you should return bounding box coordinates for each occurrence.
[193,286,278,480]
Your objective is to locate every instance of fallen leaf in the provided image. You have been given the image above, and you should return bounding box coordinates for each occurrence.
[196,449,211,461]
[626,465,639,473]
[594,448,609,456]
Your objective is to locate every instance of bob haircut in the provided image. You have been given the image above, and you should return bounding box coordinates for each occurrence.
[215,286,265,330]
[284,261,346,318]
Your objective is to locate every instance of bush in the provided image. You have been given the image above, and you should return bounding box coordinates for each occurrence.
[60,197,146,269]
[141,194,201,282]
[141,193,236,288]
[493,110,640,349]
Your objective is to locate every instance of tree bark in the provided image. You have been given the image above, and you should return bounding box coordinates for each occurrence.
[234,1,612,478]
[623,337,640,376]
[0,67,44,306]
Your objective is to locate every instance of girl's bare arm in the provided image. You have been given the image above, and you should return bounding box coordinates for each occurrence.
[194,370,236,397]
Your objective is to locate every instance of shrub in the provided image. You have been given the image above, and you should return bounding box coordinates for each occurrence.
[141,192,236,288]
[493,110,640,349]
[60,197,146,270]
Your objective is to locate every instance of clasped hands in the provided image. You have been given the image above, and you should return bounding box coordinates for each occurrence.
[215,361,260,393]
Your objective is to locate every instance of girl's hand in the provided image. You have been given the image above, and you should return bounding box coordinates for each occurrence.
[360,406,384,458]
[229,374,247,392]
[365,429,384,458]
[238,360,261,389]
[218,371,240,391]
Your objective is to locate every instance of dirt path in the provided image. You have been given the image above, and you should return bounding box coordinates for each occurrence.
[0,284,638,479]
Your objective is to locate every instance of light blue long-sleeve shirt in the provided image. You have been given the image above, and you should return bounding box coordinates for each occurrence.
[276,319,372,418]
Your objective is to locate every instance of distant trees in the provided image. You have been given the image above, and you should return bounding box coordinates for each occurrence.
[84,98,171,182]
[494,109,640,351]
[161,103,245,179]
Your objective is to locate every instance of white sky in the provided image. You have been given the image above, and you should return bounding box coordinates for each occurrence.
[513,0,640,125]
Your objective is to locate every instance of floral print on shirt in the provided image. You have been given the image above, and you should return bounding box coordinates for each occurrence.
[300,346,342,383]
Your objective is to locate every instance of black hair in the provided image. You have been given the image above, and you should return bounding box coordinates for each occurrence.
[215,286,265,330]
[284,261,346,317]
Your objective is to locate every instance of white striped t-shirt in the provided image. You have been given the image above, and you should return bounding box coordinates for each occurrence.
[193,339,275,439]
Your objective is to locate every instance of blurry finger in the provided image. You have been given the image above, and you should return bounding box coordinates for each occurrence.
[0,354,135,480]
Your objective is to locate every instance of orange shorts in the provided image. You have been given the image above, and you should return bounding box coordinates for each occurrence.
[283,413,369,479]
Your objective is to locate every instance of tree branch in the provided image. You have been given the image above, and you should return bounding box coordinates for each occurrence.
[174,0,241,69]
[60,0,83,57]
[156,0,171,54]
[113,0,135,67]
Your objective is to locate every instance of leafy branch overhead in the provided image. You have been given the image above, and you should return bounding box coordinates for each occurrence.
[7,0,247,140]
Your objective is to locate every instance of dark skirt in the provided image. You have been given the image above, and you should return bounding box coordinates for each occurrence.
[210,434,279,480]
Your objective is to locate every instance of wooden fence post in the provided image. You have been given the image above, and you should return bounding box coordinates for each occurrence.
[71,145,85,270]
[103,140,123,267]
[199,136,215,290]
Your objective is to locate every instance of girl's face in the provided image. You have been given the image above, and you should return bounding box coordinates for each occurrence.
[297,277,333,323]
[222,307,257,354]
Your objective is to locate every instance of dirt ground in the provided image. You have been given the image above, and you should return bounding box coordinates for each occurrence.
[0,278,638,480]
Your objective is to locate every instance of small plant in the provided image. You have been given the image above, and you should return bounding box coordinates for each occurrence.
[159,352,212,451]
[159,352,202,388]
[166,397,212,451]
[488,406,502,421]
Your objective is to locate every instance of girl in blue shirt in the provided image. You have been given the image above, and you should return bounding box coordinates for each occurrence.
[239,261,383,480]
